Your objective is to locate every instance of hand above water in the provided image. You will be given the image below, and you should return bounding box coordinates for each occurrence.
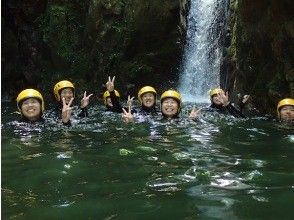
[80,91,93,108]
[122,105,134,123]
[62,97,74,124]
[127,95,135,108]
[106,76,115,92]
[189,106,202,120]
[217,90,230,106]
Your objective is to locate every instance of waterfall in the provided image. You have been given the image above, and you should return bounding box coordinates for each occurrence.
[178,0,228,102]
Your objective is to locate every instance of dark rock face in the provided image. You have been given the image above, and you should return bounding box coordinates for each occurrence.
[2,0,183,99]
[2,0,49,99]
[83,0,183,97]
[223,0,294,113]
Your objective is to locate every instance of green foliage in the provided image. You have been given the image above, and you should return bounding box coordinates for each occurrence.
[124,61,153,78]
[111,20,128,34]
[197,170,211,183]
[35,3,86,61]
[34,2,94,82]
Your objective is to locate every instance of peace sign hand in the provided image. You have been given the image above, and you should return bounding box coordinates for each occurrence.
[81,91,93,108]
[62,97,74,124]
[106,76,115,92]
[189,106,202,119]
[127,95,135,108]
[122,105,134,123]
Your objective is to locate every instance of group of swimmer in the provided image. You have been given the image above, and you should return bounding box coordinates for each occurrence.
[16,76,294,124]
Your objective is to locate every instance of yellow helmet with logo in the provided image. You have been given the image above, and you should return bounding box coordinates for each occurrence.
[210,88,224,99]
[103,90,120,105]
[160,90,182,105]
[53,80,75,101]
[277,98,294,118]
[137,86,157,103]
[16,89,45,113]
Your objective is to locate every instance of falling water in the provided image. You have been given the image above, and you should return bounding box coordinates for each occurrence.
[178,0,228,102]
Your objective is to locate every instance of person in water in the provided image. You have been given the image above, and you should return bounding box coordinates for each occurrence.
[122,89,182,122]
[160,89,182,119]
[189,88,247,120]
[53,80,93,124]
[208,88,245,118]
[277,98,294,122]
[137,86,158,115]
[16,89,45,122]
[103,76,134,113]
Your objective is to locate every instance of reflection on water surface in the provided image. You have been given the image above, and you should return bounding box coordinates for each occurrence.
[2,103,294,219]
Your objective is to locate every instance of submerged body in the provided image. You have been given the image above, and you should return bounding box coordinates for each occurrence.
[52,80,92,125]
[2,100,294,220]
[209,88,245,118]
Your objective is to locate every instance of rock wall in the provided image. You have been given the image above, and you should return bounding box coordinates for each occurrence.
[223,0,294,113]
[2,0,185,100]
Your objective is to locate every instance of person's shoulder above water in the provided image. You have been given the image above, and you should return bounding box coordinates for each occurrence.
[208,88,245,118]
[103,90,122,112]
[122,88,182,123]
[103,76,124,113]
[53,79,93,125]
[189,88,239,120]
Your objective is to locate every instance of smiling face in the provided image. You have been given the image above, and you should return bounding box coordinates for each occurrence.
[21,98,42,121]
[141,92,155,108]
[161,98,179,118]
[279,105,294,122]
[212,95,222,106]
[60,88,74,104]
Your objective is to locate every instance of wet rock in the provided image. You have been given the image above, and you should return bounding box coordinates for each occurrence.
[223,0,294,114]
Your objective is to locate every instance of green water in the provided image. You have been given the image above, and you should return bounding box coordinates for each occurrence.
[2,102,294,220]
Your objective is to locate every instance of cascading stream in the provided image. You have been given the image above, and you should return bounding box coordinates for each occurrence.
[178,0,228,102]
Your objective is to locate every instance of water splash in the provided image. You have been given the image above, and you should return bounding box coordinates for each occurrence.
[178,0,228,102]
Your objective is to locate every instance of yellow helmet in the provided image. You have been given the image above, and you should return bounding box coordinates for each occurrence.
[277,98,294,117]
[16,89,45,113]
[160,90,182,105]
[53,80,75,101]
[210,88,224,99]
[137,86,157,103]
[103,90,120,105]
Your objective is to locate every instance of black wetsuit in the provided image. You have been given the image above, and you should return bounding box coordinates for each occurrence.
[106,91,136,113]
[238,100,261,117]
[138,105,158,116]
[210,102,245,118]
[20,117,45,123]
[48,103,89,126]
